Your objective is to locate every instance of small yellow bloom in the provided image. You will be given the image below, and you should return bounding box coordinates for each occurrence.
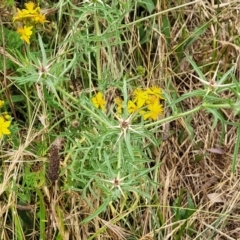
[0,116,11,138]
[24,2,40,14]
[146,94,159,105]
[34,13,49,24]
[146,86,164,100]
[114,97,123,115]
[128,100,141,113]
[92,92,106,110]
[13,9,27,22]
[13,2,40,22]
[17,25,33,44]
[143,102,163,121]
[132,88,148,108]
[0,100,4,108]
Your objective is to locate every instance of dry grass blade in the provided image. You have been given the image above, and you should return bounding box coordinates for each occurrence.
[100,219,130,240]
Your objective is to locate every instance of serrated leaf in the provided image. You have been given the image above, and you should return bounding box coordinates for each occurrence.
[138,0,155,13]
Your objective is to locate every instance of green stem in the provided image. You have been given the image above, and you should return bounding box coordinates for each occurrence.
[12,206,24,240]
[232,123,240,173]
[94,8,102,81]
[36,188,46,240]
[117,139,122,171]
[139,104,203,129]
[202,103,232,109]
[24,84,31,125]
[140,102,232,130]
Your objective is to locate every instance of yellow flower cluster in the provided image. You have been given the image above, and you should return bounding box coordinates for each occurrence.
[91,92,106,111]
[0,100,11,138]
[13,1,49,44]
[91,86,164,121]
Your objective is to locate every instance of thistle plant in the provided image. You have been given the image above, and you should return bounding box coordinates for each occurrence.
[2,0,240,239]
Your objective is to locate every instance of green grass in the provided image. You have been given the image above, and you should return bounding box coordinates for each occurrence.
[0,0,240,239]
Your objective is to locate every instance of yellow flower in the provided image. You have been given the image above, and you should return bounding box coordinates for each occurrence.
[0,100,4,108]
[114,97,123,115]
[17,25,33,44]
[13,9,27,22]
[0,116,11,138]
[23,2,40,15]
[34,13,49,24]
[92,92,106,110]
[13,2,40,22]
[146,94,159,105]
[128,100,140,113]
[132,88,148,108]
[146,86,164,100]
[143,102,163,121]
